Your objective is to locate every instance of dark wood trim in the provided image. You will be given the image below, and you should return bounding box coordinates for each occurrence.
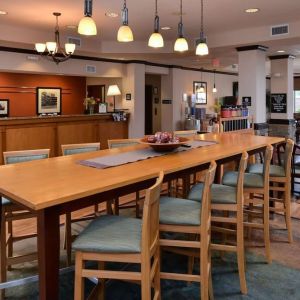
[269,55,296,60]
[268,119,296,125]
[0,46,238,77]
[236,45,268,52]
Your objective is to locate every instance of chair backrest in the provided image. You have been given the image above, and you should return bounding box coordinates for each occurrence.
[263,145,274,188]
[282,139,294,176]
[200,161,217,237]
[61,143,100,156]
[141,171,164,257]
[107,139,140,149]
[236,152,248,209]
[3,149,50,165]
[173,130,197,138]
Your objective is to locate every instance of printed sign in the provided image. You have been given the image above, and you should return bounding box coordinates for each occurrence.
[242,96,251,106]
[271,93,287,113]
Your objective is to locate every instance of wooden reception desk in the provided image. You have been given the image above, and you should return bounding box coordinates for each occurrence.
[0,114,129,164]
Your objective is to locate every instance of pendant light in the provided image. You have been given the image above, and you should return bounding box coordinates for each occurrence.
[213,70,217,93]
[196,0,209,56]
[78,0,97,36]
[174,0,188,52]
[148,0,164,48]
[117,0,134,42]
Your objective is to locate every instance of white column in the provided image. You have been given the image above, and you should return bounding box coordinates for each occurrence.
[237,45,268,124]
[269,55,295,120]
[122,63,145,138]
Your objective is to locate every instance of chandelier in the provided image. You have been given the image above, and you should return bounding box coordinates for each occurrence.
[35,12,76,64]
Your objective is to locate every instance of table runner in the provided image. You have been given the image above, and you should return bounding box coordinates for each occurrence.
[78,140,217,169]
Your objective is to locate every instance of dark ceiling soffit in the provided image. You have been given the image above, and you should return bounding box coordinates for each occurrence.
[269,54,296,60]
[236,45,268,52]
[0,45,238,77]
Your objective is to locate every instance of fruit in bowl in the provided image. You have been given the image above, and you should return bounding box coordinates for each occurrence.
[147,132,179,144]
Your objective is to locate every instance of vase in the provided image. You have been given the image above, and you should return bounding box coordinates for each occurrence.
[88,105,94,115]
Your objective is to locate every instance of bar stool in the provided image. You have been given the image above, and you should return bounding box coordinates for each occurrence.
[73,172,163,300]
[108,139,142,217]
[222,145,273,263]
[159,162,216,300]
[61,142,101,266]
[248,139,294,243]
[1,149,50,298]
[188,152,248,294]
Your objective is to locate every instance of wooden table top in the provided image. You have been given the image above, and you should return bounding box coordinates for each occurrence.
[0,133,284,211]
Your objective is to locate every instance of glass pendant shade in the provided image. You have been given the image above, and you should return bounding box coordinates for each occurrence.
[117,25,134,42]
[65,43,76,54]
[46,42,57,54]
[213,86,217,93]
[148,32,164,48]
[78,16,97,35]
[196,41,209,56]
[35,43,46,53]
[174,37,188,52]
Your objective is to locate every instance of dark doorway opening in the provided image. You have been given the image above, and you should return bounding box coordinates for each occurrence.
[145,85,153,135]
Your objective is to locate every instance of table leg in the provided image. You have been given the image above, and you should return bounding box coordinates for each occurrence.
[37,206,60,300]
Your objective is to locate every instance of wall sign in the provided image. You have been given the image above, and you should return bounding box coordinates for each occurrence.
[125,93,131,101]
[271,93,287,113]
[162,99,172,104]
[242,96,251,106]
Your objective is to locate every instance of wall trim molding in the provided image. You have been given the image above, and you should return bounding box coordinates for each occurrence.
[0,45,238,77]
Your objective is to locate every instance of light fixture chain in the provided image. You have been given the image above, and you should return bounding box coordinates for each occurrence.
[201,0,204,34]
[155,0,158,16]
[123,0,126,9]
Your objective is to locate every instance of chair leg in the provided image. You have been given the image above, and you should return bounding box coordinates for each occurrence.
[141,258,151,300]
[98,261,105,300]
[237,210,247,294]
[0,211,7,300]
[263,196,272,264]
[7,212,13,271]
[153,248,161,300]
[74,252,85,300]
[200,243,209,300]
[135,191,140,218]
[64,212,72,266]
[208,260,214,300]
[284,184,293,243]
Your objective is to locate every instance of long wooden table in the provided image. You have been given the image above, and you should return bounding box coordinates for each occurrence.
[0,133,284,299]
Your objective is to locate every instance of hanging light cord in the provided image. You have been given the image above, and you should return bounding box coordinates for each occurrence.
[155,0,158,17]
[180,0,183,24]
[123,0,127,9]
[200,0,204,34]
[154,0,160,32]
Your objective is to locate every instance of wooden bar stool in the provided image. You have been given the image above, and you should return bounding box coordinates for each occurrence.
[188,152,248,294]
[222,145,273,263]
[159,162,216,300]
[61,142,101,266]
[72,172,163,300]
[1,149,50,298]
[248,139,294,243]
[108,139,142,217]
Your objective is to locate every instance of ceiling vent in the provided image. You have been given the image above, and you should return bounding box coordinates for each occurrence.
[271,24,289,36]
[67,36,81,47]
[86,65,96,73]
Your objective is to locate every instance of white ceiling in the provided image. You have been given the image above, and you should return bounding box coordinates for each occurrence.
[0,0,300,72]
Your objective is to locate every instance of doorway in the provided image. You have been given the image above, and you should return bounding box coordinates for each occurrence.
[145,85,153,135]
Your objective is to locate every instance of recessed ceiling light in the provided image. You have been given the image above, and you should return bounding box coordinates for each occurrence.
[277,50,285,53]
[66,25,77,29]
[161,26,172,30]
[0,10,8,15]
[245,8,259,13]
[105,12,119,18]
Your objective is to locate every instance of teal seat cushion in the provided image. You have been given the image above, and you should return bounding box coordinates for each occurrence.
[72,215,142,253]
[248,163,285,177]
[2,197,11,206]
[110,142,139,149]
[188,183,237,204]
[6,154,48,165]
[64,147,99,156]
[222,171,264,188]
[160,196,201,226]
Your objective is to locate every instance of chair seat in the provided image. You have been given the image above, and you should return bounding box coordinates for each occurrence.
[222,171,264,188]
[248,163,285,177]
[160,196,201,226]
[72,215,142,253]
[188,183,237,204]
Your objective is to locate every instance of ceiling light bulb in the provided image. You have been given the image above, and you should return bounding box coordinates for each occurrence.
[174,37,188,52]
[78,16,97,35]
[35,43,46,53]
[148,32,164,48]
[277,50,285,53]
[245,8,259,13]
[196,41,209,56]
[46,42,57,54]
[65,43,76,54]
[117,25,134,42]
[213,86,217,93]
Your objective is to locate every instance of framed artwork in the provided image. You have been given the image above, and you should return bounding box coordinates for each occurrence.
[98,102,107,113]
[0,99,9,117]
[126,93,131,101]
[193,81,207,104]
[36,87,62,115]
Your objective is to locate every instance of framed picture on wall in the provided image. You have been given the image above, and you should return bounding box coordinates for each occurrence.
[36,87,62,115]
[0,99,9,117]
[193,81,207,104]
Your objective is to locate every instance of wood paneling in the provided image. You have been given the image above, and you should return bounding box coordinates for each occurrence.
[99,121,128,148]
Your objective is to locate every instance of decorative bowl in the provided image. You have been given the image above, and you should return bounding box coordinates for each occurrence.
[140,137,190,152]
